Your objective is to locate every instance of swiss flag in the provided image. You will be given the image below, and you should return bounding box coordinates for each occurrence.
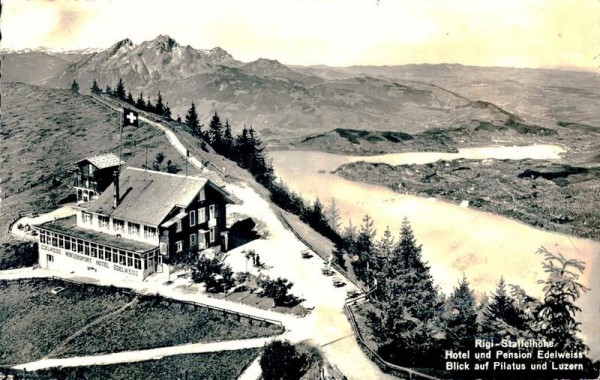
[123,108,139,127]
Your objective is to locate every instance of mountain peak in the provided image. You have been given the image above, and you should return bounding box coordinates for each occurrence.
[148,35,178,52]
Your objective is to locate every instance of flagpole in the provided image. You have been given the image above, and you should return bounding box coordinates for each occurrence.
[145,145,148,172]
[118,109,123,173]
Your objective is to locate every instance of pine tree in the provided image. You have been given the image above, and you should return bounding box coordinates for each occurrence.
[155,91,164,116]
[146,99,155,114]
[445,275,478,351]
[126,91,134,105]
[115,78,126,100]
[90,79,101,95]
[536,247,588,352]
[208,111,223,152]
[136,92,146,110]
[185,102,202,138]
[222,119,234,158]
[163,102,172,120]
[70,79,79,94]
[368,218,444,367]
[105,85,112,95]
[326,198,342,233]
[353,214,376,284]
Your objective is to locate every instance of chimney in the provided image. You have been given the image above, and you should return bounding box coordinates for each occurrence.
[113,170,120,207]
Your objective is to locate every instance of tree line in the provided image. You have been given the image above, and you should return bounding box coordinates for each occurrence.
[337,215,596,375]
[90,78,173,120]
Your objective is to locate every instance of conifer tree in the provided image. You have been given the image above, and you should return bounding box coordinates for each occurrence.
[146,99,155,114]
[126,91,134,105]
[326,198,342,234]
[536,247,588,352]
[90,79,101,95]
[353,214,376,284]
[185,101,202,138]
[445,275,478,351]
[163,102,172,120]
[155,91,164,116]
[70,79,79,94]
[222,119,234,158]
[136,92,146,110]
[368,218,443,367]
[208,111,224,152]
[105,85,112,95]
[115,78,126,100]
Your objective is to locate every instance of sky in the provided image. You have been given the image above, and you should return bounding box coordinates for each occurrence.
[2,0,599,70]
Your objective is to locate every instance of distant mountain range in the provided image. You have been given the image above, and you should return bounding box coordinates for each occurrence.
[3,35,599,144]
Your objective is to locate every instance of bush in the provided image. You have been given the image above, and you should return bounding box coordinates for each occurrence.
[260,340,305,380]
[257,276,294,306]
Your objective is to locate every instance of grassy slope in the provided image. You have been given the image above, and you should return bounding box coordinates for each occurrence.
[0,278,280,366]
[0,82,188,252]
[53,295,281,358]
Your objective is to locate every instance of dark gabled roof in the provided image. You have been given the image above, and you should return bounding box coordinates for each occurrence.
[36,216,156,253]
[85,167,232,227]
[77,153,124,170]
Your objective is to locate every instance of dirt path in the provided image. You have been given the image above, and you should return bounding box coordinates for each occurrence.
[43,297,139,359]
[13,336,279,372]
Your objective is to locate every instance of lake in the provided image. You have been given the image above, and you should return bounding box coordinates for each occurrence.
[269,146,600,358]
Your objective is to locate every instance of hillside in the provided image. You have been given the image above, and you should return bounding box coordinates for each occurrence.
[0,82,190,246]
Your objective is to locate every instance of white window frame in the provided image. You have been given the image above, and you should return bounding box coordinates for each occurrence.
[176,240,183,253]
[209,205,216,220]
[190,210,196,226]
[198,207,206,223]
[209,227,216,243]
[199,188,206,202]
[83,212,92,224]
[128,223,139,236]
[113,219,124,233]
[190,233,197,247]
[99,216,109,229]
[176,220,182,232]
[144,226,157,239]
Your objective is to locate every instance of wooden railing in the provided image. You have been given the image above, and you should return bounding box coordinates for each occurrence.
[343,297,441,380]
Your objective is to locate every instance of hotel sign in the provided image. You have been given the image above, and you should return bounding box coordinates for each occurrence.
[40,244,141,277]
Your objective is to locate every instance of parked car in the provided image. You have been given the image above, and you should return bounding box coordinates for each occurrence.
[346,289,361,299]
[301,250,312,259]
[332,278,346,287]
[321,268,334,276]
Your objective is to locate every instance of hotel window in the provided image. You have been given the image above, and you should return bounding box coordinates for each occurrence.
[190,210,197,226]
[190,233,197,247]
[91,243,98,258]
[58,235,64,248]
[198,207,206,223]
[119,250,127,265]
[51,233,58,246]
[40,231,47,244]
[113,219,124,233]
[128,223,140,236]
[64,236,71,250]
[209,205,215,220]
[84,241,90,256]
[99,215,109,229]
[127,252,133,267]
[144,226,157,239]
[134,258,142,270]
[209,227,216,243]
[199,188,206,202]
[82,212,92,224]
[176,220,182,232]
[176,240,183,253]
